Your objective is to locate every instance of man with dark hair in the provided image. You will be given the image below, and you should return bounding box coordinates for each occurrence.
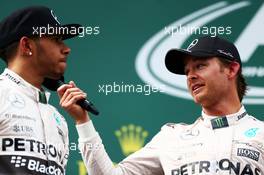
[0,6,87,174]
[66,35,264,174]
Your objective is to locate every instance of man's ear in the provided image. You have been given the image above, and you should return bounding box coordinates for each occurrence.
[227,61,240,79]
[19,36,35,56]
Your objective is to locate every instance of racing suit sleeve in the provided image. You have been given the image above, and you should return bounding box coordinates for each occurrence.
[76,121,164,175]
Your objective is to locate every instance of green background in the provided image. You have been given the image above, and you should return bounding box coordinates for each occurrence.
[0,0,263,174]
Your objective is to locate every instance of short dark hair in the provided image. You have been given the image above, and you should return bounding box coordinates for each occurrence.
[217,57,247,102]
[0,41,19,64]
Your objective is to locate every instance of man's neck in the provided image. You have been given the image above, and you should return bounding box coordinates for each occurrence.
[202,101,241,116]
[8,65,43,89]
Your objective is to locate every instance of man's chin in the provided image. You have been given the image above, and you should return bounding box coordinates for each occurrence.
[46,73,64,80]
[193,94,204,104]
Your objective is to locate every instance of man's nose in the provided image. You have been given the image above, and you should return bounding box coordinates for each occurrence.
[62,45,71,55]
[187,70,198,81]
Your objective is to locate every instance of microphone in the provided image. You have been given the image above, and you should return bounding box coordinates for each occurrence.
[43,77,99,115]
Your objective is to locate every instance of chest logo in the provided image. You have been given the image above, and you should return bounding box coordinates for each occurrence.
[244,128,259,138]
[237,148,260,161]
[8,93,25,108]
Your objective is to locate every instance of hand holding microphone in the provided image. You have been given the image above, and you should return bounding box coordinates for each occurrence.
[43,78,99,124]
[57,80,99,115]
[57,81,99,124]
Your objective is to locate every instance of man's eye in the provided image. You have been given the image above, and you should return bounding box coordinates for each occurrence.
[197,64,205,69]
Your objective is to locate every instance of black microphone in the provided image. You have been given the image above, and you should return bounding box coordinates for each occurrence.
[43,77,99,115]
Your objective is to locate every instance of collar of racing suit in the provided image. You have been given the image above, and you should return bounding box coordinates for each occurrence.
[201,106,248,130]
[0,68,51,103]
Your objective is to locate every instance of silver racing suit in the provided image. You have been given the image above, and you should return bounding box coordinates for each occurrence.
[0,69,69,175]
[77,106,264,175]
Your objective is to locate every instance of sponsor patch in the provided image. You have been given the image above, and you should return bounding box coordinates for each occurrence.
[170,158,261,175]
[211,117,229,129]
[12,124,33,133]
[244,128,259,138]
[0,155,64,175]
[237,148,260,161]
[4,113,36,122]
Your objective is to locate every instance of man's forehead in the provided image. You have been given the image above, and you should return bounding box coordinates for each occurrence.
[183,56,210,65]
[183,57,216,72]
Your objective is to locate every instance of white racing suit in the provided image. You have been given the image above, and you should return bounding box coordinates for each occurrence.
[77,106,264,175]
[0,69,69,175]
